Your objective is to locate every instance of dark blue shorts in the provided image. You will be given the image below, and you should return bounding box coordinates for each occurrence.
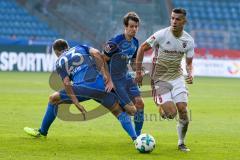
[59,75,117,109]
[113,74,140,107]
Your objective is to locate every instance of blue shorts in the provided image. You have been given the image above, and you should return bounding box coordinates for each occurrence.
[113,74,140,107]
[59,75,117,109]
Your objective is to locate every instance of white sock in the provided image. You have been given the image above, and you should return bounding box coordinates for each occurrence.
[177,119,189,145]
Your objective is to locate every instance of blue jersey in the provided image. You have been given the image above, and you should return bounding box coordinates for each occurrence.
[103,34,139,80]
[56,45,100,85]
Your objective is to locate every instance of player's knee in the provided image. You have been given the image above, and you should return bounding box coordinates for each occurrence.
[49,95,55,103]
[49,92,59,104]
[126,106,137,116]
[162,102,177,119]
[177,102,187,110]
[110,103,123,117]
[165,110,177,119]
[135,98,144,110]
[176,102,188,120]
[178,109,188,120]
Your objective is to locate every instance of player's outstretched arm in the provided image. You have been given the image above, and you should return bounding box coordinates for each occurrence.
[135,42,152,86]
[62,76,87,117]
[89,47,114,92]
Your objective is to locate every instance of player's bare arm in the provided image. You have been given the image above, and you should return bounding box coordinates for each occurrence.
[135,42,152,85]
[185,57,193,84]
[89,47,114,92]
[62,76,86,116]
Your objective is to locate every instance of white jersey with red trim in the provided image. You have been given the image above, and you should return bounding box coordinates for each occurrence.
[146,26,195,81]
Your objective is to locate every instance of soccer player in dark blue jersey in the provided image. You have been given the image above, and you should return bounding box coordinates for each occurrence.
[102,12,145,136]
[24,39,137,140]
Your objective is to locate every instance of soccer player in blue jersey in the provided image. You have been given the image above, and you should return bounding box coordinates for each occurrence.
[24,39,137,141]
[102,12,145,136]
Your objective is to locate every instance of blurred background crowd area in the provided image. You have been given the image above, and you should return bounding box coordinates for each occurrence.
[0,0,240,59]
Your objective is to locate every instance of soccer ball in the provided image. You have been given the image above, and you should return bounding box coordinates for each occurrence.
[135,133,156,153]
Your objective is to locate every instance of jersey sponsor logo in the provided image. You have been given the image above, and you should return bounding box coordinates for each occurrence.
[163,50,184,55]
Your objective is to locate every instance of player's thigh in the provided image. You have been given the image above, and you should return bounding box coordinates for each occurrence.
[127,80,144,110]
[174,92,188,104]
[114,82,133,108]
[58,88,90,104]
[171,76,188,100]
[171,78,189,119]
[152,80,173,106]
[114,78,137,115]
[152,89,177,118]
[59,85,117,108]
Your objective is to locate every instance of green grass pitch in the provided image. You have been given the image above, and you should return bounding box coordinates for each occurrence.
[0,72,240,160]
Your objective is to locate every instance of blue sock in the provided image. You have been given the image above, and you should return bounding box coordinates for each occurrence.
[39,103,58,136]
[118,112,137,140]
[134,109,144,136]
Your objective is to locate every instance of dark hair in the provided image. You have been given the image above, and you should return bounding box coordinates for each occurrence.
[52,39,69,52]
[172,8,187,17]
[123,11,140,26]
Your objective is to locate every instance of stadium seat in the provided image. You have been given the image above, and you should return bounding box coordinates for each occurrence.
[0,0,59,42]
[172,0,240,50]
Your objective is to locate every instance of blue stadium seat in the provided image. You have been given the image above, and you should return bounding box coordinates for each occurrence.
[0,0,59,42]
[173,0,240,50]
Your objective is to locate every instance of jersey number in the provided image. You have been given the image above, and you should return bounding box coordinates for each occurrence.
[58,48,84,74]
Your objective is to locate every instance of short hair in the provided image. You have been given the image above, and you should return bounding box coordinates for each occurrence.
[52,39,69,52]
[123,12,140,26]
[172,8,187,17]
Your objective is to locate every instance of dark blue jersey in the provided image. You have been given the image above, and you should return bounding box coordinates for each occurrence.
[56,45,100,84]
[103,34,139,80]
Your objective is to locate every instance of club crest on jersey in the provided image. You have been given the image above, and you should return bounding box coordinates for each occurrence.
[182,42,187,48]
[104,42,117,53]
[104,44,111,53]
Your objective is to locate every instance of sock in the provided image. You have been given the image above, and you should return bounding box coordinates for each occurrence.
[118,112,137,140]
[177,119,189,145]
[39,103,58,136]
[134,109,144,136]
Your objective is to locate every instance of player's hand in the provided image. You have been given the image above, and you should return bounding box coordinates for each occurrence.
[104,77,114,92]
[75,103,87,120]
[102,74,114,92]
[185,74,193,84]
[135,71,143,87]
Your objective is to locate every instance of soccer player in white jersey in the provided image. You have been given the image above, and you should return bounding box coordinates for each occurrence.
[135,8,194,152]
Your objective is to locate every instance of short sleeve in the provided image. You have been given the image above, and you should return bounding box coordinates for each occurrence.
[56,58,69,80]
[186,39,195,58]
[145,30,163,48]
[103,40,118,57]
[79,44,90,54]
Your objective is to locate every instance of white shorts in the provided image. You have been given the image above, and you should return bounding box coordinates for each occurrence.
[152,76,188,105]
